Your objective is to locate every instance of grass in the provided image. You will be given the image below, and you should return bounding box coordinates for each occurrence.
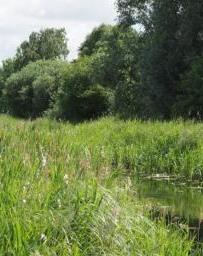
[0,114,202,255]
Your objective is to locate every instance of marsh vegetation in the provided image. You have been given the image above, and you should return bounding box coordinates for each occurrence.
[1,115,203,255]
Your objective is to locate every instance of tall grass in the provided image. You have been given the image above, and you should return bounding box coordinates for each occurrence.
[0,115,201,255]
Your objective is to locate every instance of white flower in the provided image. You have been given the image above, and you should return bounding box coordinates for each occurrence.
[40,146,48,168]
[40,233,47,243]
[22,199,27,204]
[42,153,47,167]
[63,174,69,185]
[58,199,62,208]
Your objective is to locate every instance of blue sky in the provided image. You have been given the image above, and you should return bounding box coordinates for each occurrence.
[0,0,116,62]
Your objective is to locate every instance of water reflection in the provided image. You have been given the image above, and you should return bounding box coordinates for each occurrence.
[135,179,203,243]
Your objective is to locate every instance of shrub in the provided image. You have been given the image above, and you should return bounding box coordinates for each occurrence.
[3,56,114,121]
[50,57,114,121]
[32,75,55,116]
[77,84,114,119]
[3,60,69,118]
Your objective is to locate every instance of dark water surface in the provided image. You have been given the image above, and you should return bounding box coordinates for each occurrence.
[136,178,203,243]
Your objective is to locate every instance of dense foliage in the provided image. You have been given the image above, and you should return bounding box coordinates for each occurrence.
[173,57,203,119]
[50,56,114,121]
[116,0,203,119]
[3,60,69,118]
[2,28,69,75]
[1,1,203,120]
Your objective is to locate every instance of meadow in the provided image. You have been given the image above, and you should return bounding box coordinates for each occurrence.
[0,114,203,255]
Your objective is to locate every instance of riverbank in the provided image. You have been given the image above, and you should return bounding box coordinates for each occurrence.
[0,115,202,254]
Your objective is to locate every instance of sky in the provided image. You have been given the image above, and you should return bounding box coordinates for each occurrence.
[0,0,117,62]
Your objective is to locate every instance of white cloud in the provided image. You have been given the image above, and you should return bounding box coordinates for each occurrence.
[0,0,117,62]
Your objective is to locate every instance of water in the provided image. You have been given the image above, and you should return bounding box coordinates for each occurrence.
[135,178,203,243]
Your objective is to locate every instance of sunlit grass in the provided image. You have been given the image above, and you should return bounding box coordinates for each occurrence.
[0,114,201,255]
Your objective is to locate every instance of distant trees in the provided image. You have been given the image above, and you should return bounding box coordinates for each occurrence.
[0,28,69,115]
[79,24,142,118]
[14,28,69,70]
[0,27,115,121]
[173,57,203,119]
[79,24,139,89]
[1,0,203,122]
[79,24,111,57]
[1,28,69,79]
[116,0,203,119]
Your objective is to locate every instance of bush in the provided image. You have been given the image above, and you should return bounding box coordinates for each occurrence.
[50,57,114,121]
[3,56,114,121]
[32,75,55,116]
[3,60,69,118]
[77,84,114,119]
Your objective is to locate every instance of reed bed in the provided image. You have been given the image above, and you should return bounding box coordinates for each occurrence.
[0,115,201,255]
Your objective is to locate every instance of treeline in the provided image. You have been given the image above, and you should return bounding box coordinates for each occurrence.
[0,0,203,121]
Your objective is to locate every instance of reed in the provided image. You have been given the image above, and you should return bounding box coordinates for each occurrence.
[0,114,201,255]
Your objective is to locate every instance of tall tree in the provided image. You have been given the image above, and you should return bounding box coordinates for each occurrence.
[116,0,203,119]
[79,24,140,89]
[79,24,112,57]
[0,27,69,105]
[15,28,69,70]
[116,0,152,27]
[78,24,142,118]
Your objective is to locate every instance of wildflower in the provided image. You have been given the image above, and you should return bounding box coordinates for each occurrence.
[23,182,31,191]
[40,233,47,243]
[57,199,62,208]
[40,146,47,168]
[42,153,47,167]
[64,174,69,185]
[22,199,27,204]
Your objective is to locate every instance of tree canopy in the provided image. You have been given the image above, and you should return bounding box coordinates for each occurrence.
[1,1,203,121]
[116,0,203,118]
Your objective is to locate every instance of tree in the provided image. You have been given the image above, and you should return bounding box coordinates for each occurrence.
[3,60,69,118]
[79,24,112,57]
[116,0,153,27]
[173,57,203,119]
[15,28,69,70]
[51,56,113,121]
[0,28,69,112]
[1,58,17,79]
[79,24,142,118]
[79,24,140,87]
[116,0,203,119]
[142,0,182,118]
